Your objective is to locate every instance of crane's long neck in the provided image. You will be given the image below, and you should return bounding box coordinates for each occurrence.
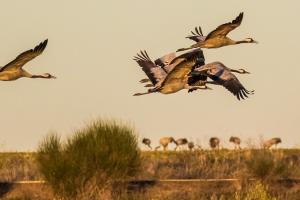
[31,74,48,78]
[22,70,51,79]
[235,39,252,44]
[230,69,242,74]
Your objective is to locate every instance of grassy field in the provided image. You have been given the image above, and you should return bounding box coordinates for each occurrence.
[1,149,300,199]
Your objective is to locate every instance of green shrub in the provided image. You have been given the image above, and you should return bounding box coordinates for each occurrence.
[37,119,141,200]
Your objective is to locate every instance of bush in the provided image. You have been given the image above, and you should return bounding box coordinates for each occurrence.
[245,150,291,182]
[37,119,141,200]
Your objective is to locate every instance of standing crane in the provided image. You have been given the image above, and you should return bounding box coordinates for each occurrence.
[142,138,152,150]
[229,136,241,149]
[188,142,195,151]
[209,137,220,150]
[174,138,188,151]
[263,138,282,149]
[155,137,177,151]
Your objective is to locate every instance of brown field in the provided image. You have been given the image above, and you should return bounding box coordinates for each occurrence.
[1,149,300,199]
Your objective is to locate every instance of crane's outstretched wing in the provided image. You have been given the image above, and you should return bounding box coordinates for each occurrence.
[133,50,167,85]
[154,52,176,67]
[205,12,243,40]
[162,50,203,86]
[154,52,177,73]
[193,62,253,100]
[220,76,254,100]
[186,26,206,42]
[0,39,48,72]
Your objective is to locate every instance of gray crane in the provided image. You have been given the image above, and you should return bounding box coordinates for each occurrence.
[142,138,152,149]
[0,39,56,81]
[177,12,257,52]
[229,136,241,149]
[138,52,177,87]
[263,138,282,149]
[174,138,188,151]
[133,49,211,96]
[192,62,254,100]
[155,137,177,151]
[138,50,208,93]
[188,141,195,151]
[209,137,220,150]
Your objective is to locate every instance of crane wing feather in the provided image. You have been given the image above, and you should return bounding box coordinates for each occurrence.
[220,74,253,100]
[186,26,206,42]
[154,52,177,73]
[194,62,253,100]
[205,12,243,40]
[162,50,204,86]
[0,39,48,72]
[133,50,167,85]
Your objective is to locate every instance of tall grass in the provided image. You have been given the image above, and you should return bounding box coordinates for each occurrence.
[37,119,141,200]
[245,149,291,182]
[242,181,277,200]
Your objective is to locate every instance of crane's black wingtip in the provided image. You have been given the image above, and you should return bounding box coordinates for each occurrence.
[42,39,48,46]
[176,48,186,52]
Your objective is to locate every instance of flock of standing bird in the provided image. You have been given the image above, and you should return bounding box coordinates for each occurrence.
[142,136,282,151]
[133,12,257,100]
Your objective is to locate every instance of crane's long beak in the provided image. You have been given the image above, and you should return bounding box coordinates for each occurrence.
[253,40,259,44]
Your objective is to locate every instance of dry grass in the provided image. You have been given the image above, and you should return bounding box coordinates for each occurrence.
[1,149,300,199]
[138,149,300,180]
[0,152,42,182]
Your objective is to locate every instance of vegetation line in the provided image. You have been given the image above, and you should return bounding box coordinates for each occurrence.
[3,178,300,184]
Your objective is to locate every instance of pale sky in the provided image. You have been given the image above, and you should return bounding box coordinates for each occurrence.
[0,0,299,151]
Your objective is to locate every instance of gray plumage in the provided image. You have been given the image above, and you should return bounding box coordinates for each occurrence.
[154,52,177,73]
[142,138,152,149]
[138,52,178,87]
[186,26,206,43]
[155,137,177,151]
[188,141,195,151]
[229,136,241,149]
[133,49,210,96]
[263,138,282,149]
[209,137,220,150]
[0,39,56,81]
[192,62,254,100]
[174,138,188,151]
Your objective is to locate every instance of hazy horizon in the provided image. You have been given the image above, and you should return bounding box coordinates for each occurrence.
[0,0,299,151]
